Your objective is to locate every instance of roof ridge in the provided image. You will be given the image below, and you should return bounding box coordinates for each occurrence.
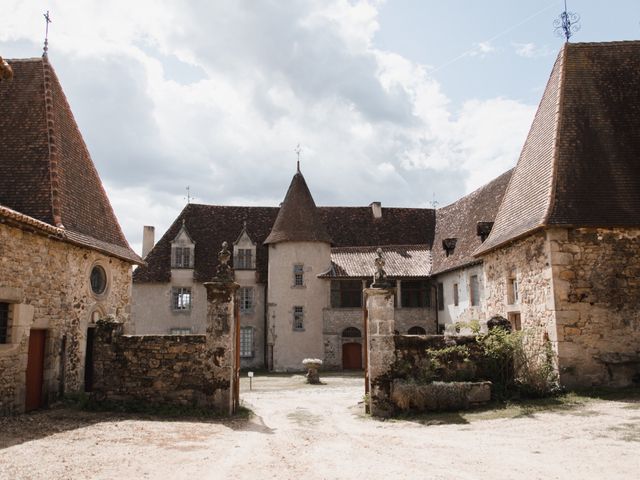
[543,43,568,227]
[42,57,63,228]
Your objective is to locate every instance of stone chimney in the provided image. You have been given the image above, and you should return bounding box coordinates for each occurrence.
[370,202,382,219]
[142,225,155,258]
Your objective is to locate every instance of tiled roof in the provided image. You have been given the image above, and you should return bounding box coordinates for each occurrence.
[0,58,141,264]
[319,245,431,279]
[432,169,513,274]
[264,171,332,244]
[477,41,640,255]
[134,204,435,283]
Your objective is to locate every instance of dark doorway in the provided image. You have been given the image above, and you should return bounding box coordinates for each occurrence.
[84,327,96,392]
[25,329,46,412]
[342,342,362,370]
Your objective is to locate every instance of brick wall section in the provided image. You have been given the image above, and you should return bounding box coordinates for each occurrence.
[0,222,132,415]
[549,227,640,387]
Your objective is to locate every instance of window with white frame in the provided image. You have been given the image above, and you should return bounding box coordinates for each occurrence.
[293,306,304,330]
[507,272,519,305]
[239,287,254,313]
[470,275,480,307]
[293,264,304,287]
[172,246,194,268]
[235,248,254,270]
[172,287,192,311]
[240,327,254,357]
[0,302,10,344]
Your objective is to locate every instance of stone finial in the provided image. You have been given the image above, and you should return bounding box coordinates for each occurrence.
[215,241,233,281]
[371,247,391,288]
[0,57,13,81]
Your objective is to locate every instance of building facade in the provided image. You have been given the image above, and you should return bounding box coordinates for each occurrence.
[0,58,141,414]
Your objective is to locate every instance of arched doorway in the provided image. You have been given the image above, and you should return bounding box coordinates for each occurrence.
[342,327,362,370]
[408,326,427,335]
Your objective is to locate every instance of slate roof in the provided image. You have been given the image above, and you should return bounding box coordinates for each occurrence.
[134,203,436,283]
[319,245,432,279]
[477,41,640,255]
[432,169,513,275]
[0,57,141,264]
[264,171,332,244]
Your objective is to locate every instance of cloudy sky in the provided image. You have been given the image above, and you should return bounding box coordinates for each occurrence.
[2,1,639,254]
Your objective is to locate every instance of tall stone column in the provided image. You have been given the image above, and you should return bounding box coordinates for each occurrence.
[203,242,240,415]
[365,248,396,417]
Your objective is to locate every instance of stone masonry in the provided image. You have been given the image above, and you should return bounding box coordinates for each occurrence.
[0,222,132,415]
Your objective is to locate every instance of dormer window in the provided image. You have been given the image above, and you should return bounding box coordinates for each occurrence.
[233,222,256,270]
[171,220,195,269]
[442,237,457,257]
[477,222,494,242]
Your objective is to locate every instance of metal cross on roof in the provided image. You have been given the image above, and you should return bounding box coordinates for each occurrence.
[295,143,302,173]
[43,10,52,57]
[553,0,580,42]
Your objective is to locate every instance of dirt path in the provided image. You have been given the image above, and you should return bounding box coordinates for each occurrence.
[1,374,638,479]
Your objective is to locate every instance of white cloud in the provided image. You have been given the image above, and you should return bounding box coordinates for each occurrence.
[1,0,537,247]
[513,42,554,58]
[468,41,496,57]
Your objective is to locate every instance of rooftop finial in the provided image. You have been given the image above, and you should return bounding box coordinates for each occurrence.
[553,0,580,42]
[184,185,195,204]
[42,10,52,57]
[295,143,302,173]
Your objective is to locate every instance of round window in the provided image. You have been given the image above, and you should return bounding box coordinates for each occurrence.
[90,265,107,295]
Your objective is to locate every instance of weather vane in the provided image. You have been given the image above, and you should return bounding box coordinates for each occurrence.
[43,10,52,57]
[295,143,302,173]
[184,185,195,204]
[431,192,439,209]
[554,0,580,42]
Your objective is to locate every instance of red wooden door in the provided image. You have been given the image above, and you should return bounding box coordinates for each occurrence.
[342,342,362,370]
[25,329,46,412]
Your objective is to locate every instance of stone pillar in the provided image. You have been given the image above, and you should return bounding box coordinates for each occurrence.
[203,242,239,415]
[365,248,396,417]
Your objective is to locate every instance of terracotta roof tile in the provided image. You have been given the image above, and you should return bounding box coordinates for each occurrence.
[477,41,640,255]
[432,169,513,274]
[264,171,331,244]
[134,204,435,283]
[0,58,141,264]
[319,245,431,278]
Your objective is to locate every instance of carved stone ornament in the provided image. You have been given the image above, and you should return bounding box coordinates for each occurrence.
[215,241,233,281]
[371,247,391,288]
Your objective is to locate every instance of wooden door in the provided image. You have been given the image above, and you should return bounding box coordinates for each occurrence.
[342,342,362,370]
[84,328,95,392]
[25,329,46,412]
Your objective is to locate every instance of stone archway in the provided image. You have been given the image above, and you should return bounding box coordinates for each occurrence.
[341,327,363,370]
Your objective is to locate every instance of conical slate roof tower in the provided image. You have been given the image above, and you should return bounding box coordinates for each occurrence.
[264,168,331,245]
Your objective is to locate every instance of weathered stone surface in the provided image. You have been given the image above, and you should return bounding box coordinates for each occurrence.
[390,380,492,412]
[0,222,132,416]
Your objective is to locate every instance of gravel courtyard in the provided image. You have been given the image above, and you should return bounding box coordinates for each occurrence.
[1,374,638,480]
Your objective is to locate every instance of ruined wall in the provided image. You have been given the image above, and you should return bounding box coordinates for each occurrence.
[549,228,640,387]
[0,222,132,415]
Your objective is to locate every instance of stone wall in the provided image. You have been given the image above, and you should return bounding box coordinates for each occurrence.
[395,308,437,334]
[323,308,363,369]
[92,279,238,413]
[0,222,132,415]
[549,227,640,387]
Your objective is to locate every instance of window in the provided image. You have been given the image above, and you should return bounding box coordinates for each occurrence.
[437,283,444,311]
[470,275,480,307]
[508,312,522,331]
[293,306,304,330]
[240,327,254,357]
[90,265,107,295]
[453,283,459,307]
[342,327,361,338]
[235,249,254,270]
[0,303,10,344]
[170,328,192,335]
[173,246,193,268]
[172,287,192,311]
[239,287,254,313]
[507,273,519,305]
[408,326,426,335]
[293,264,304,287]
[401,280,429,308]
[331,280,362,308]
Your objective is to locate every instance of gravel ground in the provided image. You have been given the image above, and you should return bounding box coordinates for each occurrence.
[1,373,639,480]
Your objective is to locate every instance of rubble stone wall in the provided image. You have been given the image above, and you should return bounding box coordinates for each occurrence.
[549,227,640,387]
[0,222,132,415]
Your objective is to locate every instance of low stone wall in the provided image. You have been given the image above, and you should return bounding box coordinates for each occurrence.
[92,324,230,408]
[391,380,491,412]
